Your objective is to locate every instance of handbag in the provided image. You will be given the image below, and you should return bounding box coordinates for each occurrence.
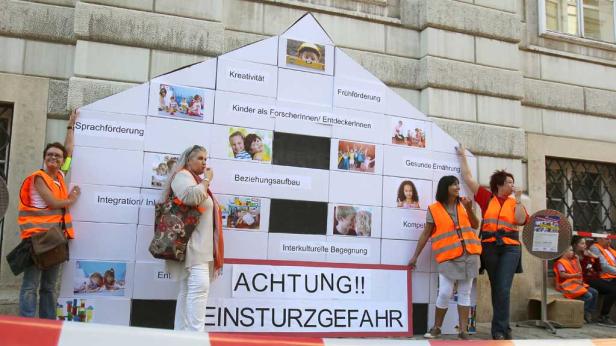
[30,211,69,270]
[149,188,202,262]
[6,238,33,275]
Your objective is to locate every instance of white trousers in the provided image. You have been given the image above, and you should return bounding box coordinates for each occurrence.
[174,264,210,332]
[436,273,473,309]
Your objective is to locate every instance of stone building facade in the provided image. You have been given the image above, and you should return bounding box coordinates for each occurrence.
[1,0,615,324]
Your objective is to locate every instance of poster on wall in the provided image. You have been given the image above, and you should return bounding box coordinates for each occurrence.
[68,12,477,336]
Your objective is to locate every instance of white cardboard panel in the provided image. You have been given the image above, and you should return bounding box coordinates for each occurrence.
[330,107,387,145]
[381,207,426,240]
[207,158,273,198]
[326,203,382,238]
[223,230,268,260]
[270,165,329,202]
[334,48,378,82]
[382,145,434,180]
[330,139,383,175]
[148,82,215,123]
[431,123,474,157]
[80,83,149,116]
[272,100,333,137]
[388,115,432,151]
[132,262,180,300]
[384,87,427,120]
[144,117,211,154]
[382,176,433,210]
[216,58,278,98]
[213,90,276,130]
[209,124,274,163]
[267,233,328,262]
[60,259,134,299]
[74,110,146,150]
[70,222,136,261]
[141,152,179,189]
[329,171,382,206]
[281,14,333,45]
[380,239,431,272]
[151,59,217,90]
[136,224,160,262]
[206,263,234,299]
[138,188,162,226]
[334,77,387,114]
[278,37,334,75]
[324,236,381,264]
[57,297,131,326]
[71,147,143,187]
[70,184,140,224]
[222,36,278,66]
[412,272,430,303]
[277,68,333,107]
[428,302,460,335]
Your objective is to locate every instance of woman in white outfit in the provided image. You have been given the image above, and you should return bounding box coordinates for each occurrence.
[162,145,224,332]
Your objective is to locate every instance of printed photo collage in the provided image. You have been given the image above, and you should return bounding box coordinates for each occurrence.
[65,31,476,318]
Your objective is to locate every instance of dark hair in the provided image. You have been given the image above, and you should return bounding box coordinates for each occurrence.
[397,180,419,203]
[435,175,460,204]
[489,170,515,194]
[43,142,67,159]
[571,235,586,248]
[244,133,262,154]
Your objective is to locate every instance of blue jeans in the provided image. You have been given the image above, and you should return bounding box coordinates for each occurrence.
[578,287,598,314]
[482,243,520,338]
[19,263,62,319]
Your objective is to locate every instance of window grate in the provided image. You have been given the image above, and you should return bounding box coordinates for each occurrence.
[546,157,616,233]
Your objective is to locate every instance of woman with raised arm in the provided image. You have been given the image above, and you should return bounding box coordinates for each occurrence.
[18,110,80,319]
[456,144,528,340]
[408,175,481,340]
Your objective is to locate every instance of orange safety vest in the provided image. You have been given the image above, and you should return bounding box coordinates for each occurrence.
[18,170,74,239]
[553,257,588,299]
[429,201,482,263]
[591,243,616,279]
[480,195,520,245]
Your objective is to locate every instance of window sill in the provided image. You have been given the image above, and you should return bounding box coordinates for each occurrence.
[539,30,616,52]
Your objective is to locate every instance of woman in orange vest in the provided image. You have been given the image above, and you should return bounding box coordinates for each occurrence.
[18,110,81,319]
[456,144,528,340]
[588,231,616,326]
[163,145,224,332]
[553,245,597,323]
[409,175,481,340]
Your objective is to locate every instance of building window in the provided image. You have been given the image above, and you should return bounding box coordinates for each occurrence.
[0,104,12,181]
[546,157,616,233]
[542,0,616,44]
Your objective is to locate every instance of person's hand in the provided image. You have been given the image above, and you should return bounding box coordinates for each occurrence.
[513,186,522,201]
[460,196,473,210]
[68,186,80,203]
[68,109,79,128]
[408,257,418,270]
[455,143,466,156]
[204,168,214,183]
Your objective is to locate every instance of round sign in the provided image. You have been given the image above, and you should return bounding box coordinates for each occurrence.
[522,209,572,260]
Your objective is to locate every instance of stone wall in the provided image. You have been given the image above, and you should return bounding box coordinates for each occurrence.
[1,0,616,323]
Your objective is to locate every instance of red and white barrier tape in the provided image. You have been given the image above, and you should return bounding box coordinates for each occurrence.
[2,315,616,346]
[573,231,616,240]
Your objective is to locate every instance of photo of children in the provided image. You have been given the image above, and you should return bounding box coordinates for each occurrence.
[73,261,126,296]
[157,84,205,120]
[337,140,376,173]
[56,298,95,323]
[228,127,273,163]
[219,195,261,230]
[285,39,326,71]
[396,180,420,209]
[150,154,179,187]
[391,118,427,148]
[333,205,373,237]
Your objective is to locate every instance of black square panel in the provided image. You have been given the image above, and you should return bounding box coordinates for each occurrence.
[130,299,176,329]
[269,199,328,234]
[272,132,330,169]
